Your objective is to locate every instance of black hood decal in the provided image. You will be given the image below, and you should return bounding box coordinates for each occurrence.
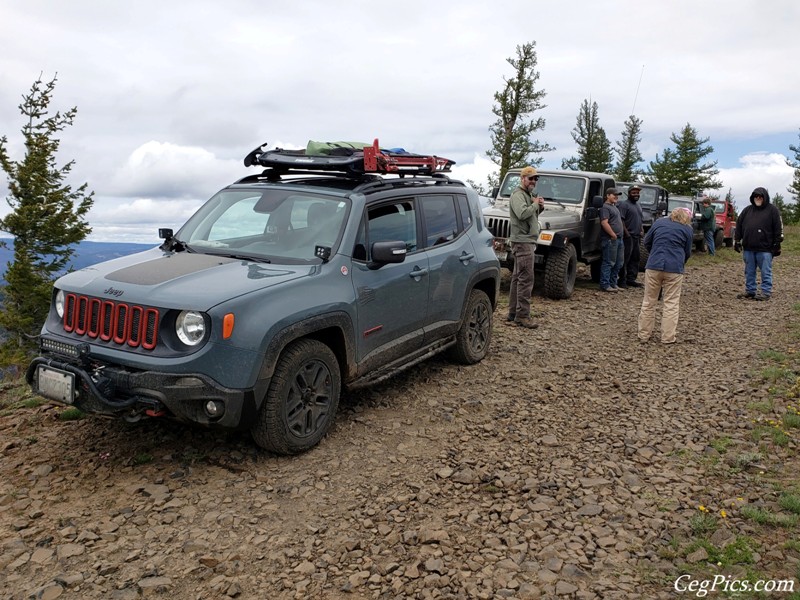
[105,253,237,285]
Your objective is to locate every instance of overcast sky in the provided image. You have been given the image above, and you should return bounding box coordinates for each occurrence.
[1,0,799,242]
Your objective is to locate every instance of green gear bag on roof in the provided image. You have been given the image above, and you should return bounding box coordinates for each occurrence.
[305,140,371,155]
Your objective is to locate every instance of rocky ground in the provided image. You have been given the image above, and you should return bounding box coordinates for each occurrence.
[1,247,799,600]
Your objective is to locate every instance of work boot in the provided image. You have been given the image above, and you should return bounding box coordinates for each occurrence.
[514,317,539,329]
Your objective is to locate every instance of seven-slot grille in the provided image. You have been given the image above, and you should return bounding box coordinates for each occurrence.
[485,216,511,240]
[62,293,159,350]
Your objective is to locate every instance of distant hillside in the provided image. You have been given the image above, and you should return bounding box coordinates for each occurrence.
[0,238,156,282]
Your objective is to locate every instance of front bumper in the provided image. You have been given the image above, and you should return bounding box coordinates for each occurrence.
[26,354,262,430]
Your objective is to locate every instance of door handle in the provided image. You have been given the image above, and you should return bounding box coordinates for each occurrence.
[459,252,475,263]
[409,267,428,279]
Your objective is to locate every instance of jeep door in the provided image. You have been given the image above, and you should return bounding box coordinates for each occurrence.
[582,177,604,253]
[350,199,429,371]
[419,193,476,343]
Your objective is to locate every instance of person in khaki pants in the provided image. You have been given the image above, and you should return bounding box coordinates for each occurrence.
[638,208,693,344]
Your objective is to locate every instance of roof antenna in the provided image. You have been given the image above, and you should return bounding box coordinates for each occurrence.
[631,64,645,115]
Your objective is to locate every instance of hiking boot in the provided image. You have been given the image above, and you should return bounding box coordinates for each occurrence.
[514,317,539,329]
[754,292,770,301]
[627,281,643,288]
[736,292,756,299]
[506,313,516,322]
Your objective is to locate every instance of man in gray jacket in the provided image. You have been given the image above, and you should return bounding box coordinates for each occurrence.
[507,166,544,329]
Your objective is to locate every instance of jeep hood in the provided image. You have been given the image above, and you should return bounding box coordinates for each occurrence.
[55,248,313,310]
[483,204,581,229]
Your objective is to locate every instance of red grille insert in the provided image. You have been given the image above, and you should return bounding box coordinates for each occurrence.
[63,294,159,350]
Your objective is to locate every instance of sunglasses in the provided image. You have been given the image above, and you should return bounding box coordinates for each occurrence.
[526,176,539,182]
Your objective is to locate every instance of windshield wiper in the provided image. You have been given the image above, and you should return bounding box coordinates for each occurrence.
[204,251,271,264]
[542,196,567,209]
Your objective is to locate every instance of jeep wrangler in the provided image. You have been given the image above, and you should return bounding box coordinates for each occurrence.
[26,140,501,455]
[482,169,615,299]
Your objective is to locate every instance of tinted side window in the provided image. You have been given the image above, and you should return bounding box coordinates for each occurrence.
[457,195,472,230]
[354,199,417,261]
[421,196,459,247]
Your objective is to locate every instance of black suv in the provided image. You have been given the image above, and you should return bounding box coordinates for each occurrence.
[27,141,501,454]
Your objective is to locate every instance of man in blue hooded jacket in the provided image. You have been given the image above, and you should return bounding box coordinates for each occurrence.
[734,187,783,300]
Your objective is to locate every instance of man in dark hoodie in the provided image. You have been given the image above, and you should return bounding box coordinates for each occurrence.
[734,187,783,300]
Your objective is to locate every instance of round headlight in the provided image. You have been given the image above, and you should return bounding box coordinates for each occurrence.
[55,290,65,318]
[176,310,206,346]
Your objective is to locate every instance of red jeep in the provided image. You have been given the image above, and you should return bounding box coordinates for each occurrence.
[712,198,736,247]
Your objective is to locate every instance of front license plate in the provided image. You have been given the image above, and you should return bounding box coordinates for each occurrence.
[37,366,75,405]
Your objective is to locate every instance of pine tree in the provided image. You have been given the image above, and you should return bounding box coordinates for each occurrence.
[0,75,94,361]
[784,128,800,223]
[487,42,555,184]
[560,100,613,173]
[772,193,792,224]
[612,115,643,181]
[643,123,722,194]
[787,128,800,201]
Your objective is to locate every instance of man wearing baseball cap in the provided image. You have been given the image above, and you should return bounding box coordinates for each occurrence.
[599,187,625,292]
[507,166,545,328]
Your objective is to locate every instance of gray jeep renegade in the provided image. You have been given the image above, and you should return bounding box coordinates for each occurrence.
[26,141,500,454]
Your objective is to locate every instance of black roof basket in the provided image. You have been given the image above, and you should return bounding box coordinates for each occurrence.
[243,139,455,177]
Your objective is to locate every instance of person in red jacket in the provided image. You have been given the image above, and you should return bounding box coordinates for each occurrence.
[734,187,783,300]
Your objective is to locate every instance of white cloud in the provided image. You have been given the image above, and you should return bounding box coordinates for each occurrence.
[106,141,242,199]
[714,153,794,211]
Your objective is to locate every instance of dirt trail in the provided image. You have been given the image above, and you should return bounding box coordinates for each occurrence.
[1,252,798,599]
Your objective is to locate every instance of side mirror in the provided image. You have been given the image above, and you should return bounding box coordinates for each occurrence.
[368,241,407,270]
[591,195,604,209]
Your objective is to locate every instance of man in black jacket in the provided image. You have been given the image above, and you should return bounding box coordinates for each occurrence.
[734,187,783,300]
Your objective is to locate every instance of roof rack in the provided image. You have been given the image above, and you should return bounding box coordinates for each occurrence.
[243,139,455,177]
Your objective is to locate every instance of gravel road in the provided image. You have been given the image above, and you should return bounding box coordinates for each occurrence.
[1,251,798,599]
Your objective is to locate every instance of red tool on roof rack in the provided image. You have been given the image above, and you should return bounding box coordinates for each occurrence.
[243,139,455,176]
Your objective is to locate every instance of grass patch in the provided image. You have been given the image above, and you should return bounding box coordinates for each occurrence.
[133,453,154,465]
[732,451,763,468]
[785,539,800,553]
[710,436,733,454]
[58,407,85,421]
[760,365,795,384]
[751,425,790,447]
[758,349,788,362]
[690,512,718,536]
[784,412,800,429]
[741,505,799,528]
[747,399,774,413]
[780,493,800,515]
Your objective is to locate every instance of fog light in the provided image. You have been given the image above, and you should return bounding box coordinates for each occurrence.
[205,400,224,418]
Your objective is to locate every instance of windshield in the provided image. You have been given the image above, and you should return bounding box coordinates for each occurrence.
[619,186,659,207]
[177,189,349,263]
[668,197,696,213]
[713,203,726,214]
[499,173,586,204]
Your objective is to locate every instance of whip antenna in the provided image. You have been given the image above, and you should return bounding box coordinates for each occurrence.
[631,64,645,114]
